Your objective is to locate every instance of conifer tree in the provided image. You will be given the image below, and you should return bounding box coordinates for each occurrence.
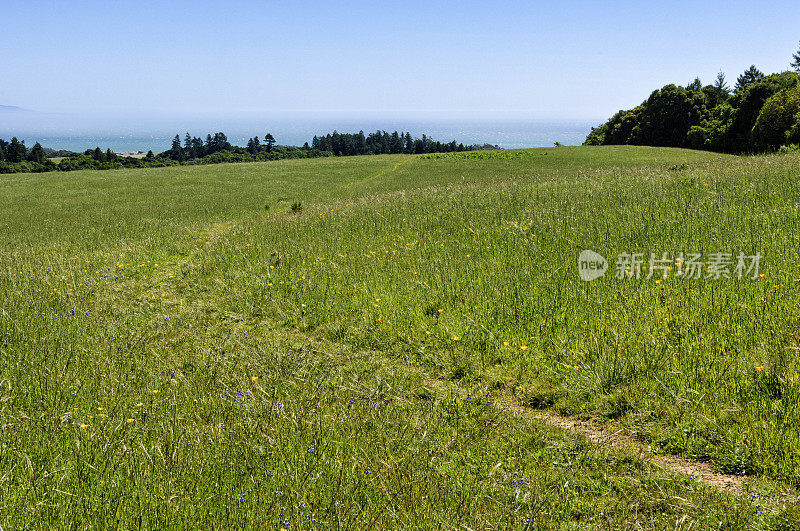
[735,65,764,90]
[7,137,25,163]
[28,142,46,163]
[264,133,275,152]
[713,71,729,94]
[792,41,800,72]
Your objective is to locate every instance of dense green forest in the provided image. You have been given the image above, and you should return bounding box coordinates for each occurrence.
[585,43,800,153]
[0,129,493,174]
[310,130,472,155]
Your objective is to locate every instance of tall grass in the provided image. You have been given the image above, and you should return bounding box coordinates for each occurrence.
[1,147,797,527]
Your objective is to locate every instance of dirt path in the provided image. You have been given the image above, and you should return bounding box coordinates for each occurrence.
[420,378,798,503]
[500,398,746,494]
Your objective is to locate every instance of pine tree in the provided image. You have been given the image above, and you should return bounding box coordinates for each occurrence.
[264,133,275,152]
[735,65,765,91]
[191,137,204,157]
[246,138,258,155]
[7,137,26,163]
[28,142,46,163]
[713,71,729,94]
[792,41,800,72]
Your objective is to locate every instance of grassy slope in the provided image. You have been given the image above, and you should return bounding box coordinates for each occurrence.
[1,147,799,528]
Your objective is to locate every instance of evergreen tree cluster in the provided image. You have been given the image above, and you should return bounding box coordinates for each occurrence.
[0,127,492,174]
[311,130,467,156]
[156,131,330,164]
[0,137,55,172]
[585,43,800,153]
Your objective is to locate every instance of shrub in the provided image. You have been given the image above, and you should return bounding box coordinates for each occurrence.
[752,85,800,150]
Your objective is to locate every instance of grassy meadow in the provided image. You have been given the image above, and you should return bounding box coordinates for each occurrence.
[3,146,800,528]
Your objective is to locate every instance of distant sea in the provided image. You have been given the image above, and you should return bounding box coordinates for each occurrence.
[0,110,599,153]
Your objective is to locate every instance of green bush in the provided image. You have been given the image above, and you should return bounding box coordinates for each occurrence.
[752,85,800,150]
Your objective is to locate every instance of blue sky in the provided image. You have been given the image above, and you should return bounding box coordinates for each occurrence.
[2,0,799,120]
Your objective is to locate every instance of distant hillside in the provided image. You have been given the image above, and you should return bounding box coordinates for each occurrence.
[0,105,28,112]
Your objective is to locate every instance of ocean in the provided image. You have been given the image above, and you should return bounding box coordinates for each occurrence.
[0,110,600,153]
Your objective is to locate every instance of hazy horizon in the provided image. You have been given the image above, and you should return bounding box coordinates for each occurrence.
[0,109,597,151]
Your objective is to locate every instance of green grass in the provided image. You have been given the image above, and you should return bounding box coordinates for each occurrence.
[2,146,799,527]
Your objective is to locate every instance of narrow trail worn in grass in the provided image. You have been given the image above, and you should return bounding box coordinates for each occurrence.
[503,399,746,494]
[415,379,797,507]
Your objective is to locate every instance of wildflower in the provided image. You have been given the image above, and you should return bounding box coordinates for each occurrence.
[127,418,134,423]
[152,390,159,395]
[251,376,259,383]
[756,366,764,372]
[80,424,89,430]
[503,341,509,346]
[520,345,528,351]
[136,402,143,407]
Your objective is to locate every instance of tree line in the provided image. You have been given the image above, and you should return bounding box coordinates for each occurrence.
[585,42,800,153]
[311,130,473,156]
[156,131,325,163]
[0,128,491,174]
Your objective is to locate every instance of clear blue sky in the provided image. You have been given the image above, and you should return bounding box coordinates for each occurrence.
[2,0,799,120]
